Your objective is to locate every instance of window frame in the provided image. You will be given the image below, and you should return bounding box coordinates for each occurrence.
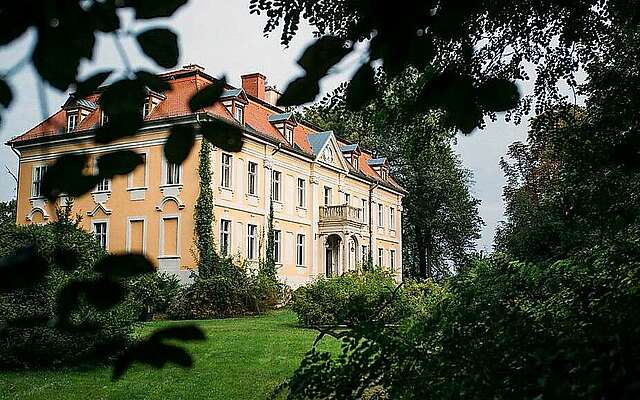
[361,199,368,222]
[273,229,281,263]
[247,161,257,195]
[285,125,294,144]
[66,112,78,132]
[101,111,109,126]
[390,249,396,272]
[31,164,48,198]
[297,178,306,208]
[221,153,233,189]
[378,247,384,267]
[247,224,257,260]
[234,105,244,124]
[165,160,181,185]
[390,207,396,230]
[271,170,281,201]
[220,219,231,256]
[296,234,305,267]
[378,203,384,228]
[324,186,332,206]
[92,221,109,250]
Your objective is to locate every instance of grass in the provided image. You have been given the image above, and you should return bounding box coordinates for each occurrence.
[0,310,339,400]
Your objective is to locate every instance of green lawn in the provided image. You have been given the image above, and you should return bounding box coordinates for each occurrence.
[0,310,339,400]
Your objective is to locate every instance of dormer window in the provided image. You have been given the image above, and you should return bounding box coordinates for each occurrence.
[101,111,109,126]
[367,157,390,180]
[66,112,78,132]
[234,105,244,124]
[285,125,294,145]
[143,100,152,118]
[340,144,362,171]
[268,112,298,146]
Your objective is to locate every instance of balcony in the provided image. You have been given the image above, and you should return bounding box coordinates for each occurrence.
[319,204,364,229]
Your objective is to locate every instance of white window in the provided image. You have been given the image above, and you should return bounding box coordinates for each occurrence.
[378,204,384,227]
[96,178,110,192]
[362,245,368,264]
[220,219,231,255]
[247,161,257,195]
[66,113,78,133]
[297,178,306,208]
[378,247,384,267]
[285,125,293,144]
[271,170,281,201]
[273,230,281,263]
[352,155,359,170]
[344,193,350,206]
[166,161,180,185]
[390,249,396,272]
[361,199,368,222]
[101,111,109,126]
[31,165,48,198]
[247,224,257,260]
[221,153,232,188]
[390,207,396,230]
[143,101,151,118]
[296,234,305,267]
[324,186,332,206]
[234,105,244,124]
[93,222,108,250]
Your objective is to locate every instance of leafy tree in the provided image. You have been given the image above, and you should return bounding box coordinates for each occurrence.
[304,71,482,279]
[0,199,16,226]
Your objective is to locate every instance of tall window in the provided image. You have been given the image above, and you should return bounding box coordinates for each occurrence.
[296,234,305,267]
[31,165,48,198]
[234,105,244,124]
[247,161,257,195]
[285,125,293,144]
[378,204,384,227]
[361,199,368,222]
[273,230,281,263]
[324,186,332,206]
[362,245,368,265]
[390,207,396,230]
[390,249,396,272]
[101,111,109,126]
[247,224,257,260]
[67,113,77,132]
[378,248,384,267]
[220,219,231,255]
[93,222,108,250]
[166,161,180,185]
[344,192,350,206]
[297,178,306,208]
[221,153,232,188]
[143,101,151,117]
[271,170,281,201]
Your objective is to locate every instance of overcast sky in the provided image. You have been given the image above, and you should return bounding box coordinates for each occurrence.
[0,0,532,251]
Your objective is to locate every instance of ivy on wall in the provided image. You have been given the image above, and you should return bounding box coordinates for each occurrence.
[193,139,216,277]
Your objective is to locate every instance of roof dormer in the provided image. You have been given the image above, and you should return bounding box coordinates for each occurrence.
[62,97,97,133]
[340,144,362,171]
[142,89,166,119]
[220,88,249,125]
[367,157,390,180]
[268,112,297,145]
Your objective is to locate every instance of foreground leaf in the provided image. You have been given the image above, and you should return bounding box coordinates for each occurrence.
[94,253,155,278]
[0,246,48,292]
[137,28,179,69]
[345,63,376,111]
[189,77,227,112]
[0,79,13,108]
[127,0,189,19]
[199,119,244,152]
[74,71,112,98]
[277,76,320,107]
[97,150,144,178]
[41,154,99,200]
[165,124,196,164]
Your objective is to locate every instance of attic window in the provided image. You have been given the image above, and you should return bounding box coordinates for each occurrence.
[142,100,152,118]
[101,111,108,126]
[380,168,388,180]
[285,125,293,145]
[352,154,359,170]
[234,105,244,124]
[67,112,78,132]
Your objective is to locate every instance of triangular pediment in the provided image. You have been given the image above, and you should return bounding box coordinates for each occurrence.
[310,131,350,172]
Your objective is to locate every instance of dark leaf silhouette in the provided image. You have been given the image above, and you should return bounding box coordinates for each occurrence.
[136,70,171,93]
[94,253,155,278]
[127,0,189,20]
[97,79,146,143]
[137,28,179,69]
[345,63,376,111]
[149,325,207,342]
[298,36,351,77]
[0,246,47,292]
[89,0,120,33]
[165,124,196,164]
[0,79,13,108]
[41,154,99,200]
[97,151,144,178]
[0,4,32,46]
[477,78,521,112]
[84,278,127,310]
[74,71,112,99]
[54,247,79,272]
[200,119,244,152]
[112,324,205,380]
[277,76,320,106]
[95,114,144,144]
[189,77,227,112]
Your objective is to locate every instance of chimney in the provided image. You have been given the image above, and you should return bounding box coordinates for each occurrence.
[241,73,266,100]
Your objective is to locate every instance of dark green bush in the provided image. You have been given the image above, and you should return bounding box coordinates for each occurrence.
[290,270,415,326]
[0,219,138,369]
[129,271,181,320]
[167,257,286,320]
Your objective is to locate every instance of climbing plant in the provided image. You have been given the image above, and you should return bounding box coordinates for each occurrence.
[194,139,216,277]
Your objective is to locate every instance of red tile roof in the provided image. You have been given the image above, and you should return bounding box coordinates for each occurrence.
[8,68,404,192]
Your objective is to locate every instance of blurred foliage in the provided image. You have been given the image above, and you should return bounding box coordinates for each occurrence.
[129,272,181,320]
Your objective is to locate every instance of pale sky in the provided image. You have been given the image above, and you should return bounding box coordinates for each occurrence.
[0,0,532,251]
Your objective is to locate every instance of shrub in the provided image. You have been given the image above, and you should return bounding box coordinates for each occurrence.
[167,257,287,320]
[290,270,414,326]
[129,272,181,320]
[0,218,138,369]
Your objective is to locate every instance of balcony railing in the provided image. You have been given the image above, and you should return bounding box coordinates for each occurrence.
[319,204,363,225]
